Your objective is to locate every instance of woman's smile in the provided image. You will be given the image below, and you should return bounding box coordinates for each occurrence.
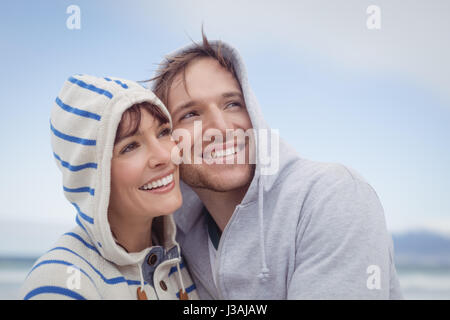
[139,171,176,194]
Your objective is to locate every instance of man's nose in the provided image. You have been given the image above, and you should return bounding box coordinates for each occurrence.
[203,107,231,140]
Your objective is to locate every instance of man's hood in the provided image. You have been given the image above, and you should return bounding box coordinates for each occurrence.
[51,74,178,267]
[152,40,301,279]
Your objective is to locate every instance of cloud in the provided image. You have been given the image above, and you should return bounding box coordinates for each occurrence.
[145,0,450,103]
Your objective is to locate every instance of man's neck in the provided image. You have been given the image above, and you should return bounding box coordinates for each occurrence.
[194,185,249,232]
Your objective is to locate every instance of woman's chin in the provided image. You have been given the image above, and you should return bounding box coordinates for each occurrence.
[146,195,182,217]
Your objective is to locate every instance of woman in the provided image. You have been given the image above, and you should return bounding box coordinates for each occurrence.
[20,74,198,300]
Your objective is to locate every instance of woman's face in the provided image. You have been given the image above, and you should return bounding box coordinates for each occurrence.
[109,108,182,222]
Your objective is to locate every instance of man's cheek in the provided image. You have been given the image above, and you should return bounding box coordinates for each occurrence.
[171,127,195,165]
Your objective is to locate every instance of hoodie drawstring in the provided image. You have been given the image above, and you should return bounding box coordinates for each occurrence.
[176,244,189,300]
[257,174,270,281]
[136,263,147,300]
[255,127,270,282]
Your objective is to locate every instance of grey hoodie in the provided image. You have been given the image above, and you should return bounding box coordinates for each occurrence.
[156,41,403,299]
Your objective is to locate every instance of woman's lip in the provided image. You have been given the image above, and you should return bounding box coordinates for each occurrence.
[141,170,175,188]
[140,180,175,194]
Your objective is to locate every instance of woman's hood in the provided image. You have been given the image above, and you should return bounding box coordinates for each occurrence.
[50,74,178,266]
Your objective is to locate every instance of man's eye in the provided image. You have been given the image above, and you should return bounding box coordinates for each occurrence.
[158,127,172,138]
[180,111,198,121]
[120,142,138,154]
[225,101,242,109]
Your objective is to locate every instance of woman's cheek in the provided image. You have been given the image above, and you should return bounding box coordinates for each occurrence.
[165,139,178,158]
[115,155,144,187]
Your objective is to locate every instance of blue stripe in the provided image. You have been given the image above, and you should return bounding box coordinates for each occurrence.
[48,247,146,286]
[27,259,71,278]
[66,222,100,257]
[75,215,89,236]
[50,121,96,146]
[53,152,97,172]
[168,262,185,277]
[64,232,99,254]
[68,76,113,99]
[55,97,101,121]
[176,284,196,299]
[114,80,128,89]
[71,203,94,224]
[26,260,97,289]
[63,186,95,196]
[24,286,86,300]
[104,77,128,89]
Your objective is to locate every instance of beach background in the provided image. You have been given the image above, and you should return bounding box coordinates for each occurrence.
[2,259,450,300]
[1,1,449,299]
[1,221,449,300]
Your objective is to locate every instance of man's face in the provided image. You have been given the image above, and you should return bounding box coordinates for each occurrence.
[167,57,254,192]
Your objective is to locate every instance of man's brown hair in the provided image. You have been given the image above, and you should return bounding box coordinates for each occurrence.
[149,30,240,106]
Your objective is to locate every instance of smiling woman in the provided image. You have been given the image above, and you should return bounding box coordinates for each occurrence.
[19,75,198,300]
[108,102,182,254]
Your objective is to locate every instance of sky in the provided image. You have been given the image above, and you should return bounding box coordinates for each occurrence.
[1,0,449,255]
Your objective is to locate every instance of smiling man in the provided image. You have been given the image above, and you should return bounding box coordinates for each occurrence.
[159,55,255,231]
[151,33,403,299]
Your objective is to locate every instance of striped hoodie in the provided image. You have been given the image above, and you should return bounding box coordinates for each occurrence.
[20,75,198,300]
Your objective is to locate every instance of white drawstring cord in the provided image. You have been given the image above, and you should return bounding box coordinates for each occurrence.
[176,244,186,293]
[256,130,270,281]
[176,262,186,293]
[257,174,270,281]
[137,263,145,292]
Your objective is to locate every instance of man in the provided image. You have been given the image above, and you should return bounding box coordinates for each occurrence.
[151,33,403,299]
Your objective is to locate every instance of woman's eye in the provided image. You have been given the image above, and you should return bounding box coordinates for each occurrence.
[180,111,198,121]
[158,127,172,138]
[120,142,138,154]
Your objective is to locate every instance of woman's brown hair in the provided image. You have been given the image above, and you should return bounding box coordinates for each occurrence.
[114,102,170,145]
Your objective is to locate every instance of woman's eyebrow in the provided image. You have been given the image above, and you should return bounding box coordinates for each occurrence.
[115,132,139,145]
[128,121,168,139]
[115,119,169,144]
[115,128,146,145]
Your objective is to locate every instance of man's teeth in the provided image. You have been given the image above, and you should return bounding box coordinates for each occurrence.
[140,173,173,190]
[211,145,244,159]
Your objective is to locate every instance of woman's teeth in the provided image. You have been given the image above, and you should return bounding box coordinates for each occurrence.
[140,173,173,190]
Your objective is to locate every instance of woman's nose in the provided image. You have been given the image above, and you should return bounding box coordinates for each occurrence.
[146,140,172,168]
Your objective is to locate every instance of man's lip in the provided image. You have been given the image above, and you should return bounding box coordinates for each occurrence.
[140,169,175,188]
[200,141,247,159]
[208,141,237,153]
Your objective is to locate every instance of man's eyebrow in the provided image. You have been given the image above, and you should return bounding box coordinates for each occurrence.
[172,92,245,117]
[222,92,244,100]
[173,100,198,115]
